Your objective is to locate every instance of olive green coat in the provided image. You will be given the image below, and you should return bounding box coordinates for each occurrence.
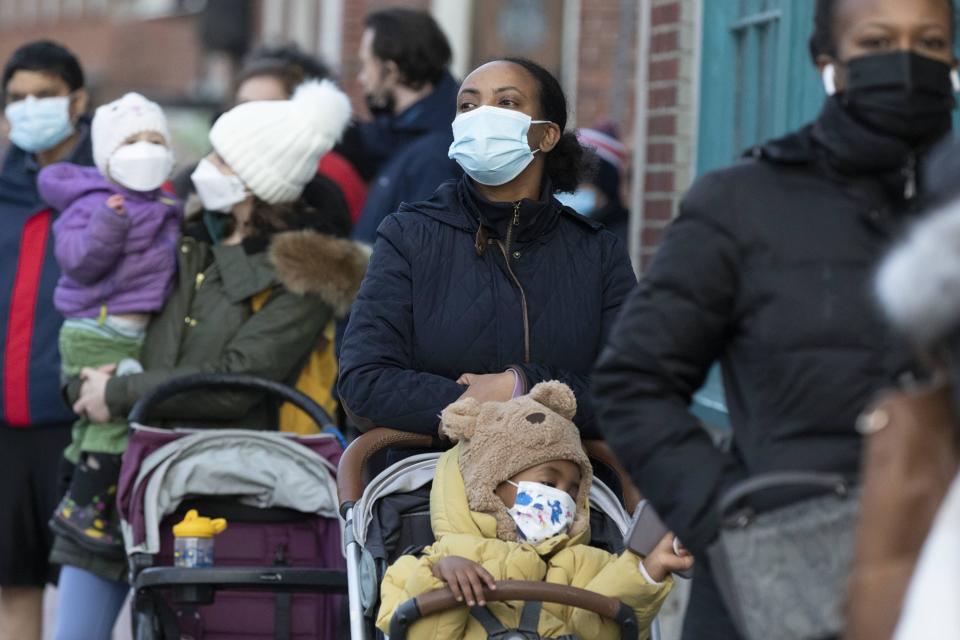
[105,230,367,427]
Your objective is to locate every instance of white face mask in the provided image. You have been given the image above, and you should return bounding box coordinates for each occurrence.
[448,106,551,186]
[507,480,577,544]
[191,157,248,213]
[108,141,174,192]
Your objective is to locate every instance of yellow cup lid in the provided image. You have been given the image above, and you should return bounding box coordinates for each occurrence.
[172,509,227,538]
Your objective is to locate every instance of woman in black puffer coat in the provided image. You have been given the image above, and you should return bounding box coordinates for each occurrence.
[593,0,958,637]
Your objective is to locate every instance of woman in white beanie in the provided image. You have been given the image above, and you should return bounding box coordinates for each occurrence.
[54,80,369,640]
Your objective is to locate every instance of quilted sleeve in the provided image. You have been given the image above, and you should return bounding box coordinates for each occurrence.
[337,214,465,434]
[53,197,132,285]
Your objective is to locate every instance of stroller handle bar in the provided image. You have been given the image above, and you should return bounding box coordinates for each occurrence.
[128,373,336,430]
[388,580,639,640]
[335,427,642,517]
[337,427,435,516]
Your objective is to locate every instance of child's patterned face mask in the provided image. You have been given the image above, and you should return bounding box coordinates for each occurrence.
[506,480,577,544]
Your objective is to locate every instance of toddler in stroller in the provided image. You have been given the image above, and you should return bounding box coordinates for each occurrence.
[375,381,692,639]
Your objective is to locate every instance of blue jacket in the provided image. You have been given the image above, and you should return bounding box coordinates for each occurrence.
[338,176,637,437]
[352,73,462,244]
[0,125,93,428]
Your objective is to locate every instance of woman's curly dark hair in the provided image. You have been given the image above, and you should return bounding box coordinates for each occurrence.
[809,0,956,63]
[494,57,591,193]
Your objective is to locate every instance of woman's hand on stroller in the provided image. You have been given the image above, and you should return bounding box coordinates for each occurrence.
[641,533,695,583]
[431,556,498,607]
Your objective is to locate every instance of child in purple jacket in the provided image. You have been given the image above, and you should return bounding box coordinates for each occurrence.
[38,92,181,551]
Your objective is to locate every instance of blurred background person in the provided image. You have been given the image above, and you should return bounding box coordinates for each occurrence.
[0,40,91,640]
[351,7,461,244]
[232,43,368,227]
[556,123,630,243]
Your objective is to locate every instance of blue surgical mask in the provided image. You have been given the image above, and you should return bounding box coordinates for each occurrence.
[555,188,598,217]
[448,106,551,186]
[4,95,74,153]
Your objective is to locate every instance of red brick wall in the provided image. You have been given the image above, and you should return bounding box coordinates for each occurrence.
[638,0,695,269]
[574,0,696,270]
[0,13,202,104]
[575,0,637,133]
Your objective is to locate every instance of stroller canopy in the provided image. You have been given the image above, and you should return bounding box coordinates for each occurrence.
[121,427,340,556]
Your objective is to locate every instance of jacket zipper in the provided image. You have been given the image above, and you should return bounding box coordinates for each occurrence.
[903,153,916,200]
[496,201,530,363]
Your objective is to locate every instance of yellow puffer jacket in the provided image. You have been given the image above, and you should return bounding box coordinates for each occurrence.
[376,445,672,639]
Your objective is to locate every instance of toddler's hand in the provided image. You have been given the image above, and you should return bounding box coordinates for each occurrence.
[106,194,126,215]
[431,556,497,606]
[641,533,694,583]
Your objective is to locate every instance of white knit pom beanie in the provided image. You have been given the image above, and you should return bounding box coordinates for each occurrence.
[209,79,352,204]
[92,92,170,175]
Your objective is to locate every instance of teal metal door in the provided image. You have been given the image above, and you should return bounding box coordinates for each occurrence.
[692,0,824,428]
[697,0,823,174]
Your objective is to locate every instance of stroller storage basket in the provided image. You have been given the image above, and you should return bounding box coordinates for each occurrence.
[121,374,346,640]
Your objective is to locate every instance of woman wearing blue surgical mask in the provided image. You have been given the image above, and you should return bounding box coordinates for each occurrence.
[338,58,637,441]
[593,0,957,638]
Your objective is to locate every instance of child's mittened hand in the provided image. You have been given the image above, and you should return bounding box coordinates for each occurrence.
[641,533,695,583]
[431,556,497,607]
[106,194,126,215]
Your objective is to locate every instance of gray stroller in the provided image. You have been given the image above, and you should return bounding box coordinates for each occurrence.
[336,428,663,640]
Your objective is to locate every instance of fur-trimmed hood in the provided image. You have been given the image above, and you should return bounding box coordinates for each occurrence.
[269,230,370,317]
[877,197,960,347]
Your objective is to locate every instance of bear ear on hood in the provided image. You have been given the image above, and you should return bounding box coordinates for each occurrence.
[529,381,577,420]
[440,397,481,441]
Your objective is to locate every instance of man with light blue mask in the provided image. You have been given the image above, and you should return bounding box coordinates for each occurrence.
[0,40,92,640]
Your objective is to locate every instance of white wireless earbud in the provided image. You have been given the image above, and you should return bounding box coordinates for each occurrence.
[822,64,837,96]
[951,69,960,93]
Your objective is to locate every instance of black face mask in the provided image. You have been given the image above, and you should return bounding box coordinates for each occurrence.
[841,50,956,145]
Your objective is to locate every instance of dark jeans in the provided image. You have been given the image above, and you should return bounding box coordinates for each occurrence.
[681,556,742,640]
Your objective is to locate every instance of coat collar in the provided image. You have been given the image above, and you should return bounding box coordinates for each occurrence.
[397,176,605,241]
[206,229,369,312]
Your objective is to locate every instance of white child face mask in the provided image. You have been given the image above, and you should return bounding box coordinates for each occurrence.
[448,106,552,186]
[507,480,577,544]
[108,140,174,192]
[191,157,248,213]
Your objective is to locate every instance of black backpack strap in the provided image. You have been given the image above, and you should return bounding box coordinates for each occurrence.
[274,593,292,640]
[517,600,542,633]
[470,604,508,635]
[470,601,551,639]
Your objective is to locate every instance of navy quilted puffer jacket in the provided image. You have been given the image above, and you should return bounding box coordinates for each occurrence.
[337,176,636,437]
